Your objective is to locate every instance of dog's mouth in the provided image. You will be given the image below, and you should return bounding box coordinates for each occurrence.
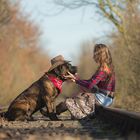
[65,65,78,80]
[69,66,77,75]
[62,71,78,80]
[59,64,78,81]
[62,71,77,80]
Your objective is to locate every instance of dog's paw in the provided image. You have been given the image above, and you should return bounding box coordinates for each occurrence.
[49,113,59,121]
[26,116,35,121]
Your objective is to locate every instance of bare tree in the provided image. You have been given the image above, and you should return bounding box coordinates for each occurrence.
[0,1,50,105]
[52,0,140,52]
[53,0,127,33]
[0,0,11,26]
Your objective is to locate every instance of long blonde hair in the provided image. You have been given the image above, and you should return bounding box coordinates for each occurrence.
[93,43,114,74]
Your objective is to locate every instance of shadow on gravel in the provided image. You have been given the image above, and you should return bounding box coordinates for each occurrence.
[78,115,122,140]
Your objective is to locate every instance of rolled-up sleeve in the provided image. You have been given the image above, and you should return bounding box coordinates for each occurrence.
[76,71,106,89]
[75,79,90,88]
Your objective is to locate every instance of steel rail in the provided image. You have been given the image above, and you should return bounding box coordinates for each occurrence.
[95,104,140,137]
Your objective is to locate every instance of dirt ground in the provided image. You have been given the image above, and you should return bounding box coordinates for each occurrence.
[0,113,122,140]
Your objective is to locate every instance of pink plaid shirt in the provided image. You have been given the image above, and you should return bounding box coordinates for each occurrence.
[76,70,115,92]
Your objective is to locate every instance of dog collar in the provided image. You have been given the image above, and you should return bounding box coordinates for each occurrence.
[47,75,63,93]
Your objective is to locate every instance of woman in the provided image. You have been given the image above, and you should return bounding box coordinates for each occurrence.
[56,43,115,119]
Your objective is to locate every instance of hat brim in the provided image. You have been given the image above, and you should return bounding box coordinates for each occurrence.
[48,60,71,71]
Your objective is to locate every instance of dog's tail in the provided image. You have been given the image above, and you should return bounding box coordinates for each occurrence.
[0,106,8,121]
[0,111,5,117]
[0,111,7,122]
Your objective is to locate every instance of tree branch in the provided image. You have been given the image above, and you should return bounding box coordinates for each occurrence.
[53,0,98,9]
[98,0,124,33]
[0,0,11,27]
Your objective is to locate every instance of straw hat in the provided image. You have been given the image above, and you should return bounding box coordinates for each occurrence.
[48,55,70,71]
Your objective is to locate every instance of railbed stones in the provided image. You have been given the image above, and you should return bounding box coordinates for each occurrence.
[0,115,121,140]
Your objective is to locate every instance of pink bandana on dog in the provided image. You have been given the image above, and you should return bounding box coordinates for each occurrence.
[47,75,63,93]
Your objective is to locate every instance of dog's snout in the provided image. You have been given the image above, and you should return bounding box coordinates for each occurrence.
[70,66,77,75]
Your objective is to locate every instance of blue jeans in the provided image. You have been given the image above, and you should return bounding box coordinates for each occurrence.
[95,92,113,107]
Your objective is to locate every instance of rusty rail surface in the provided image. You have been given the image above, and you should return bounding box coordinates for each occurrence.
[95,104,140,137]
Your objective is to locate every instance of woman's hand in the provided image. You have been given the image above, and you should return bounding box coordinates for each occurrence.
[64,72,76,82]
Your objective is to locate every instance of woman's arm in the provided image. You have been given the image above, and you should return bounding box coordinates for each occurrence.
[64,72,91,88]
[64,71,106,89]
[76,71,106,89]
[75,79,90,88]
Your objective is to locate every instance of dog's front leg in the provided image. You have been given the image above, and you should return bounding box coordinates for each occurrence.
[51,100,56,113]
[43,96,58,120]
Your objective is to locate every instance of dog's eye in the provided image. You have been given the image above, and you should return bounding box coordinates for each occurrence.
[67,63,71,67]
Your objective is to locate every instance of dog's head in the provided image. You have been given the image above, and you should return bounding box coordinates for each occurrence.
[49,62,77,81]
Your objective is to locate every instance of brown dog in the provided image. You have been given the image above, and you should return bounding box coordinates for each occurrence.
[4,55,77,121]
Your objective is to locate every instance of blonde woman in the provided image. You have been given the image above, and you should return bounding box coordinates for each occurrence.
[56,44,115,119]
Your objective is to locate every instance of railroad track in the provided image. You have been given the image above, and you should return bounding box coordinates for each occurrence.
[95,104,140,139]
[0,105,139,140]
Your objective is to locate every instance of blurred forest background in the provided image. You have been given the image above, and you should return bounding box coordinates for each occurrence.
[0,0,50,105]
[0,0,140,112]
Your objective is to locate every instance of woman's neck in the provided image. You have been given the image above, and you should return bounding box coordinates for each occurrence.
[100,63,111,74]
